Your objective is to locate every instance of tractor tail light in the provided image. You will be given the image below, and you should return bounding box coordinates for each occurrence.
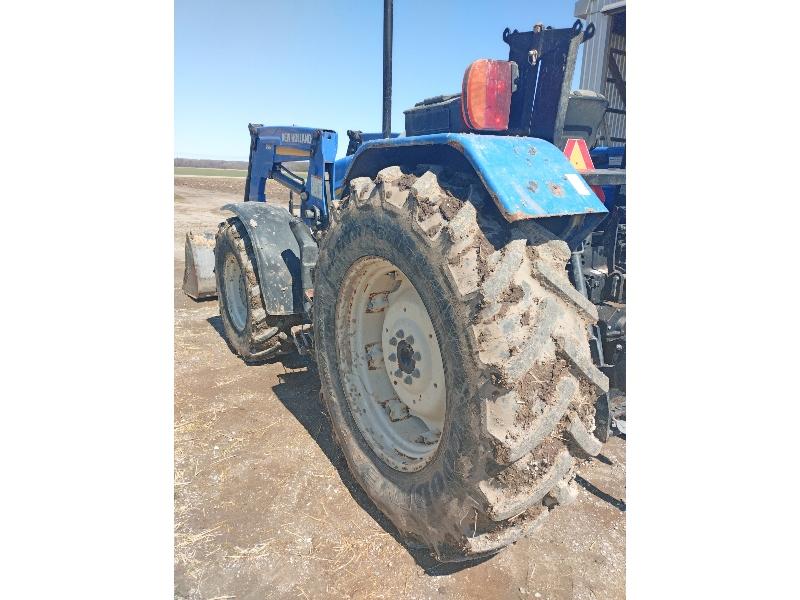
[461,59,513,131]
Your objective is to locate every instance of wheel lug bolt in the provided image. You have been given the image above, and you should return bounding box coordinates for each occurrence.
[403,375,413,385]
[406,335,414,345]
[389,337,397,346]
[388,353,397,362]
[396,329,404,338]
[394,369,403,377]
[412,369,420,378]
[412,352,421,361]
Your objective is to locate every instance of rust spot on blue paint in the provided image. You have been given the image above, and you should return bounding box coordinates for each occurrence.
[446,140,465,153]
[548,182,564,197]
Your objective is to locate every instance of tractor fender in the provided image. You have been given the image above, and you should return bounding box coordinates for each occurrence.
[339,133,608,245]
[221,202,303,316]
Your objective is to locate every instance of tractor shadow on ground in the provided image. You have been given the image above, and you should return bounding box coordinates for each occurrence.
[574,474,626,512]
[206,316,315,369]
[207,315,226,339]
[186,295,218,303]
[270,367,494,576]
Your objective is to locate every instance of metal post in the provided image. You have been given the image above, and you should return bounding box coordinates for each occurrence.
[382,0,393,139]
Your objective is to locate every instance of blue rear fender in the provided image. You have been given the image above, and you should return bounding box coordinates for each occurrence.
[338,133,608,245]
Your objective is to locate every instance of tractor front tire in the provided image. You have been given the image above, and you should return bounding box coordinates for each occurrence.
[313,166,609,561]
[215,217,292,362]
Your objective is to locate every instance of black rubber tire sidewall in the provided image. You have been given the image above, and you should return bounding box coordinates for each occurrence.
[215,225,255,358]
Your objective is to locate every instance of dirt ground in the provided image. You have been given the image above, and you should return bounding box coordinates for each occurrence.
[174,177,626,600]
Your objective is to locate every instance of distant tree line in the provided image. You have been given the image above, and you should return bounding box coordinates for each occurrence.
[174,158,248,170]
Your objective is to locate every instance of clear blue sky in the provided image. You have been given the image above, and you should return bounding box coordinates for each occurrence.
[175,0,584,160]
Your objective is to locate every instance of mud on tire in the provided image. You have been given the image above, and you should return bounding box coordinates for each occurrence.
[313,165,609,561]
[215,217,295,362]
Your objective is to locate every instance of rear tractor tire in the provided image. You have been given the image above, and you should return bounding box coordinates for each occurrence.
[215,217,295,362]
[314,165,609,561]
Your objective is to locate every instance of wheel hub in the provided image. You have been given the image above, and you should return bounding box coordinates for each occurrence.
[380,289,445,432]
[394,339,416,374]
[336,257,447,472]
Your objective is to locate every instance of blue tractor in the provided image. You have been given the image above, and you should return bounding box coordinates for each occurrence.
[185,2,625,562]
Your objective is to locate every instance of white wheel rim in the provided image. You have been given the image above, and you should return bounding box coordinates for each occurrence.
[223,253,247,331]
[336,257,447,472]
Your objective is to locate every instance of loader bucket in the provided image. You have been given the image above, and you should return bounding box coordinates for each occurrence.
[182,231,217,300]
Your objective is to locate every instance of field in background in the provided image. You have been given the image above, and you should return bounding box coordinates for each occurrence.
[174,167,247,178]
[174,166,309,179]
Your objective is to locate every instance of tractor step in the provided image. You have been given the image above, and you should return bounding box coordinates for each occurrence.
[291,325,313,356]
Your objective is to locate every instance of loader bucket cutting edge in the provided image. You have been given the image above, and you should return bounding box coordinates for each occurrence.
[182,231,217,300]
